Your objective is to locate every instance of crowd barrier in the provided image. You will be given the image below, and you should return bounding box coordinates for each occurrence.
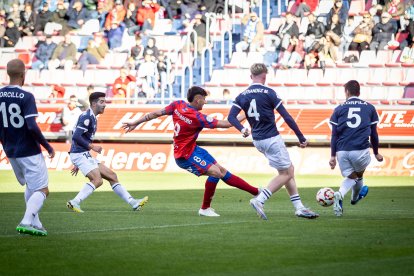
[1,143,413,176]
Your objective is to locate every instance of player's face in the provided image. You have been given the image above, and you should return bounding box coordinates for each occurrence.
[95,97,106,114]
[194,95,206,110]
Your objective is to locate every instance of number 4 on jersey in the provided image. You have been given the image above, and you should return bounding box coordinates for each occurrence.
[248,99,260,121]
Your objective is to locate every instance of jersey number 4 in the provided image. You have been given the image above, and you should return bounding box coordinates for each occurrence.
[0,102,24,128]
[247,99,260,121]
[346,108,361,128]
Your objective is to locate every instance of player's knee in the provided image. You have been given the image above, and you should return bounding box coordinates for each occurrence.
[91,177,104,188]
[40,188,49,197]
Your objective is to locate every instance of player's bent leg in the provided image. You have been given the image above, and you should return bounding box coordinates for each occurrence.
[67,168,101,213]
[351,171,368,205]
[215,165,259,196]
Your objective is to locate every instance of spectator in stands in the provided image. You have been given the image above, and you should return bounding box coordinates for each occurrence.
[19,3,35,36]
[7,3,20,28]
[339,15,357,53]
[78,32,109,73]
[49,33,77,70]
[304,12,325,51]
[304,41,325,72]
[349,13,374,52]
[34,3,53,34]
[370,12,396,50]
[143,37,159,61]
[293,0,318,18]
[221,88,233,104]
[125,2,139,35]
[327,0,349,26]
[0,16,6,38]
[32,34,57,70]
[96,2,108,31]
[235,12,264,52]
[67,0,90,31]
[0,19,20,48]
[78,85,94,111]
[105,0,126,31]
[61,95,83,143]
[137,0,161,32]
[113,68,137,103]
[107,21,126,50]
[401,40,414,63]
[157,51,168,94]
[128,35,144,69]
[193,13,208,54]
[47,0,70,35]
[384,0,405,27]
[84,0,98,18]
[47,85,65,104]
[138,53,158,99]
[321,13,342,63]
[279,37,305,69]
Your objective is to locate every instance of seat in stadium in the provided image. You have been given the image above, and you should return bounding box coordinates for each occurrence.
[334,67,356,86]
[400,68,414,86]
[317,68,336,86]
[348,0,365,15]
[300,69,323,86]
[315,0,335,16]
[224,51,247,68]
[387,86,405,100]
[369,50,392,67]
[265,17,283,34]
[353,50,376,67]
[284,69,306,86]
[240,52,264,68]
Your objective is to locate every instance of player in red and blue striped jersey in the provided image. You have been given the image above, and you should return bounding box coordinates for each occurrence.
[123,86,260,217]
[0,59,55,236]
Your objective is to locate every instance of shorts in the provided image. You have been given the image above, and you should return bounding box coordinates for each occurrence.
[70,151,100,176]
[337,149,371,177]
[175,146,217,176]
[253,135,291,170]
[9,153,48,191]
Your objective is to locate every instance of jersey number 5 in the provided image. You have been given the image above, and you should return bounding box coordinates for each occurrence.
[247,99,260,121]
[346,108,361,128]
[0,102,24,128]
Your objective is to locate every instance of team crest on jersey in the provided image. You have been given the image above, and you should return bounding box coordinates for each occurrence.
[206,116,213,123]
[84,119,90,126]
[200,160,206,166]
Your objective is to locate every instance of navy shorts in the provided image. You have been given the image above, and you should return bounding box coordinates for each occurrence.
[175,146,217,176]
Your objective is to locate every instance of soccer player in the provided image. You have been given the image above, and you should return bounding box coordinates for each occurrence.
[0,59,55,236]
[329,80,383,216]
[122,86,260,217]
[228,63,319,220]
[67,92,148,213]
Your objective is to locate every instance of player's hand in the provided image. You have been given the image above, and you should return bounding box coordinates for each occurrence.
[48,148,55,158]
[241,127,250,138]
[329,156,336,170]
[71,166,79,176]
[375,153,383,162]
[122,122,139,133]
[91,145,103,154]
[299,140,308,148]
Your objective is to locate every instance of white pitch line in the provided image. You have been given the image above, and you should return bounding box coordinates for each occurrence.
[0,221,252,238]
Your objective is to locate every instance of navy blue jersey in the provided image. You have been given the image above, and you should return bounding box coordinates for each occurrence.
[0,86,42,158]
[330,97,379,152]
[70,109,97,153]
[233,84,283,140]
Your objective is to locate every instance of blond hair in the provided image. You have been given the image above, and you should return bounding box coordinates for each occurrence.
[250,63,268,76]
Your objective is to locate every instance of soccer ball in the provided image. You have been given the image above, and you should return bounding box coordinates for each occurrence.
[316,187,335,207]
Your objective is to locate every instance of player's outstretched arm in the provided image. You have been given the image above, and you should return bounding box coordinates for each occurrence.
[26,117,55,158]
[277,104,307,146]
[228,106,250,137]
[122,108,167,133]
[370,124,383,162]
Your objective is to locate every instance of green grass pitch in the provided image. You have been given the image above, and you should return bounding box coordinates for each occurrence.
[0,171,413,275]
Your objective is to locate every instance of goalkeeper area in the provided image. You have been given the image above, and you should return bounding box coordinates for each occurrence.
[0,171,413,275]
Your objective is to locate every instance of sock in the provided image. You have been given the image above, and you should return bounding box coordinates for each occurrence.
[73,183,96,204]
[21,191,46,226]
[339,178,357,198]
[112,183,134,206]
[351,177,363,201]
[256,188,272,204]
[290,193,305,210]
[201,177,219,209]
[25,188,42,228]
[221,171,258,196]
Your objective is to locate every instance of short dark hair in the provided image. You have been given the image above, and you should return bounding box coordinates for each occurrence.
[187,86,207,102]
[344,80,360,96]
[89,92,106,105]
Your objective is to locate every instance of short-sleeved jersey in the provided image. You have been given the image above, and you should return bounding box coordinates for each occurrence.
[0,85,42,158]
[165,100,218,159]
[70,109,97,153]
[330,96,379,152]
[233,84,283,141]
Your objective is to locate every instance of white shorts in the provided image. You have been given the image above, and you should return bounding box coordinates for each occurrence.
[253,135,291,170]
[70,152,100,176]
[337,149,371,177]
[9,153,48,191]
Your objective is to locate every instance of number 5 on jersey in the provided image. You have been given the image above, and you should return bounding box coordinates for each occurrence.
[347,108,361,128]
[248,99,260,121]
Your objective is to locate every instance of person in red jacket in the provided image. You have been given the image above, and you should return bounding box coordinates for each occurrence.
[292,0,319,18]
[112,68,136,104]
[136,0,160,32]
